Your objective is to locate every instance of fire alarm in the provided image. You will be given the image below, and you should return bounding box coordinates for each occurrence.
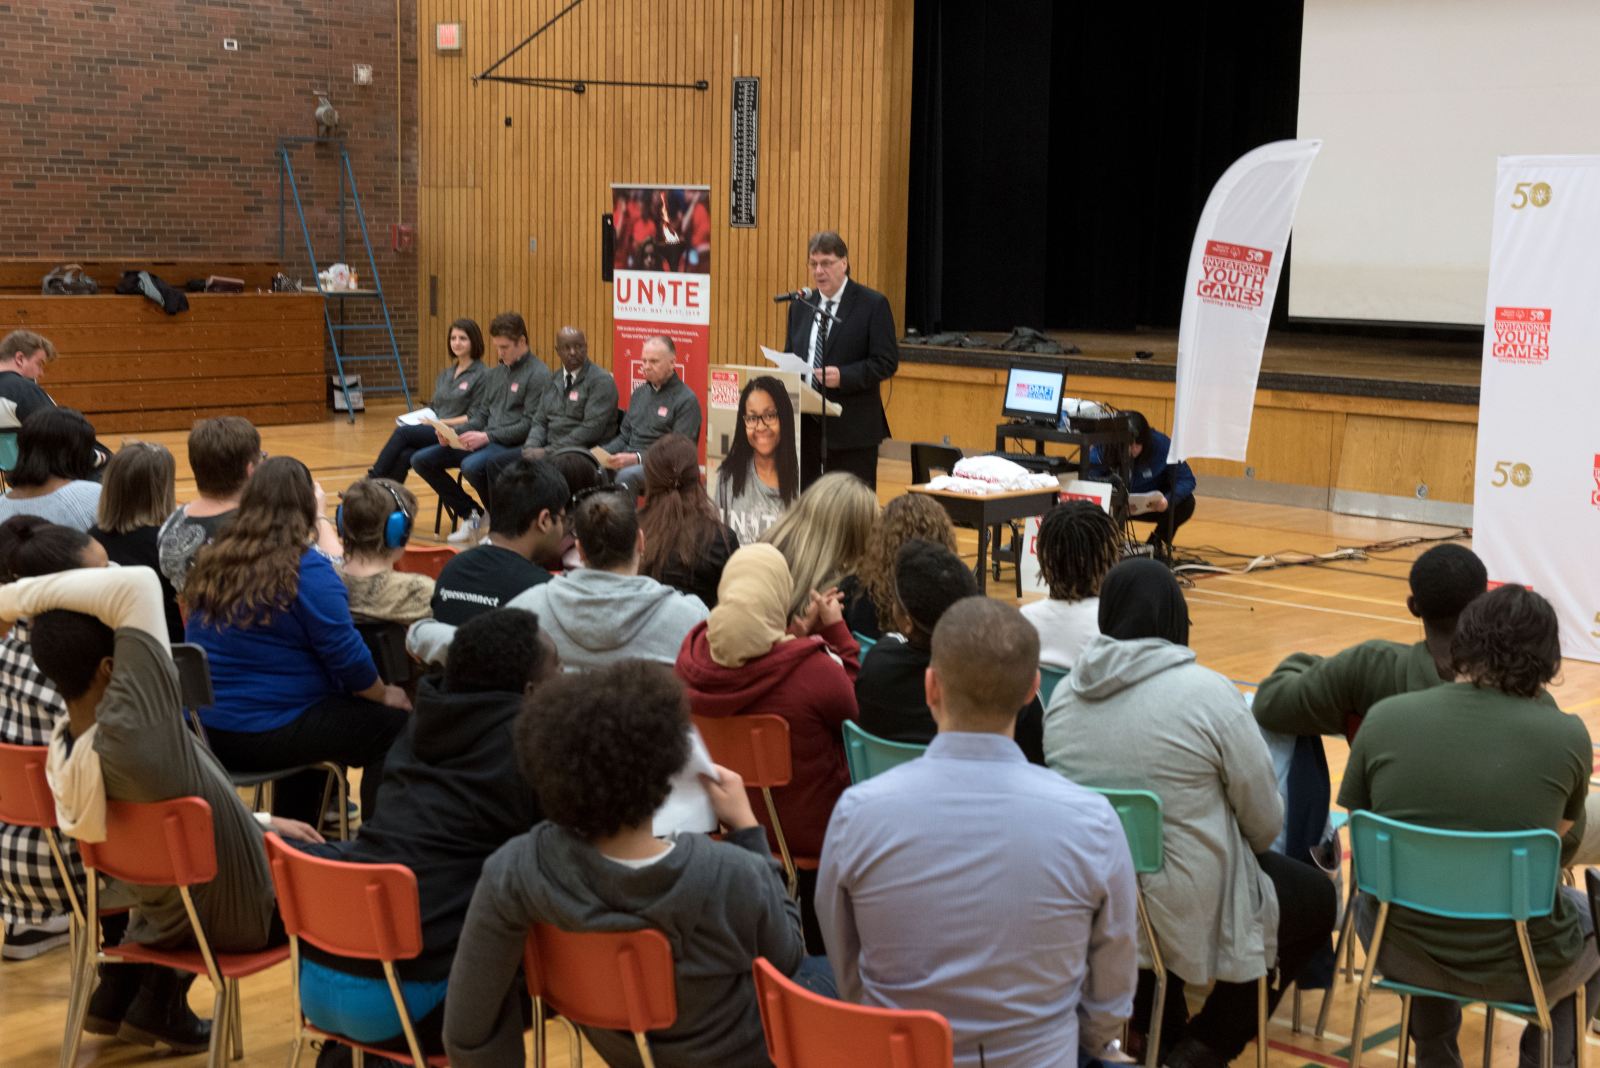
[391,223,414,253]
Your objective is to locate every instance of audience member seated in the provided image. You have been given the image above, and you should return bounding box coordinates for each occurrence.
[1020,501,1123,671]
[443,660,806,1068]
[1089,410,1196,557]
[0,407,102,531]
[1044,558,1336,1068]
[855,539,1045,762]
[411,312,550,544]
[0,329,61,427]
[0,518,106,962]
[5,566,323,1049]
[293,608,558,1061]
[156,416,261,593]
[546,446,608,571]
[601,335,703,491]
[184,457,410,826]
[638,433,738,607]
[839,491,954,640]
[368,317,487,483]
[676,543,858,950]
[422,457,569,629]
[1341,584,1597,1068]
[88,442,184,643]
[762,471,878,623]
[413,488,706,670]
[715,375,800,543]
[334,477,433,625]
[818,597,1138,1067]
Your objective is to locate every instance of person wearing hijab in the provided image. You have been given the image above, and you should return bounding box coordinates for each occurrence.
[674,543,860,953]
[1041,559,1336,1068]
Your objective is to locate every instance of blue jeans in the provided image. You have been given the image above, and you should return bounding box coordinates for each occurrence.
[298,957,448,1045]
[411,442,519,518]
[792,955,838,998]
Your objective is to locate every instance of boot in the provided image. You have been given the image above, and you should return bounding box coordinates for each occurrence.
[117,967,211,1053]
[83,963,152,1035]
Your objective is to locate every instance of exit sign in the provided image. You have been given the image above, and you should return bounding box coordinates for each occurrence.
[435,22,462,52]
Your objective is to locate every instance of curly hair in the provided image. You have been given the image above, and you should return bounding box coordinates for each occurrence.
[640,433,728,580]
[1450,584,1561,699]
[1036,501,1123,601]
[183,456,318,627]
[855,494,955,633]
[762,472,879,620]
[517,660,691,840]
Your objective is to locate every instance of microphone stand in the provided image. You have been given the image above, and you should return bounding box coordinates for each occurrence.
[796,290,843,478]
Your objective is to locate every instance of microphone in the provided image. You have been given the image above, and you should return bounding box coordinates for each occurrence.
[772,288,813,303]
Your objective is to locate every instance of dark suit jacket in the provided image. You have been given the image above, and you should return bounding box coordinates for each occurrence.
[782,279,899,450]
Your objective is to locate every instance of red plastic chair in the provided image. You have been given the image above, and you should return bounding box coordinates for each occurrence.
[0,742,84,932]
[523,924,676,1068]
[691,713,816,898]
[62,798,289,1068]
[752,957,953,1068]
[396,546,458,580]
[264,834,446,1066]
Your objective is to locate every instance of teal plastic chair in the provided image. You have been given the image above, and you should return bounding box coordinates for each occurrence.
[1346,811,1570,1068]
[0,431,17,483]
[1039,666,1069,706]
[852,632,876,658]
[842,721,925,784]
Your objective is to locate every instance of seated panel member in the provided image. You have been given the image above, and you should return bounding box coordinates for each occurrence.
[602,335,702,492]
[368,318,488,483]
[523,326,620,458]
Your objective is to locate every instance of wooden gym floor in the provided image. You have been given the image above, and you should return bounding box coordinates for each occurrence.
[6,403,1600,1067]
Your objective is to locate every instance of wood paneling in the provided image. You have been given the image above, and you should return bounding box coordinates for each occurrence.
[415,0,915,381]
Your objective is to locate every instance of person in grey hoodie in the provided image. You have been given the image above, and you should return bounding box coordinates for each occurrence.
[443,660,808,1068]
[1042,559,1336,1068]
[408,488,706,670]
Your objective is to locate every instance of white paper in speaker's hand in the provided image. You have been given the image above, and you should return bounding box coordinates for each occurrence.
[652,729,720,836]
[759,345,813,380]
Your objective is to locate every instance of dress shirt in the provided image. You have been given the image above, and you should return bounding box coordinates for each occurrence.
[817,730,1138,1067]
[806,276,849,386]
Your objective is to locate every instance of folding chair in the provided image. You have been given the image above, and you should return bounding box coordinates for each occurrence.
[0,742,85,951]
[1347,811,1574,1068]
[61,798,289,1068]
[356,621,411,685]
[753,956,953,1067]
[524,924,676,1068]
[170,642,350,840]
[842,721,925,784]
[263,834,446,1067]
[1038,666,1069,707]
[691,713,814,899]
[395,546,457,581]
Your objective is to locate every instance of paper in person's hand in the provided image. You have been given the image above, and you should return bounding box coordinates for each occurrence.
[425,418,463,449]
[652,730,720,836]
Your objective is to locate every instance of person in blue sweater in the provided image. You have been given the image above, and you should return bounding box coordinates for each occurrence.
[1090,410,1197,556]
[183,457,411,826]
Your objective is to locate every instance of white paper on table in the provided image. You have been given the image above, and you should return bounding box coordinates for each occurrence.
[759,345,814,381]
[396,406,438,427]
[652,729,720,836]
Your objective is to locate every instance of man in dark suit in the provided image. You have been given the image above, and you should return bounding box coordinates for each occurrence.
[782,231,899,489]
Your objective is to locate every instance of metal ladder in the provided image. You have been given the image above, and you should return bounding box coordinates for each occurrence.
[278,137,412,421]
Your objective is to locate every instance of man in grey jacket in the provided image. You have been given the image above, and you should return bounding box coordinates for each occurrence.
[602,335,702,491]
[523,326,619,456]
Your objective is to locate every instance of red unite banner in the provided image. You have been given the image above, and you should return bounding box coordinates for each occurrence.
[611,184,712,460]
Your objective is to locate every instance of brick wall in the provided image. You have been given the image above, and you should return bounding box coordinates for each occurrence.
[1,0,420,398]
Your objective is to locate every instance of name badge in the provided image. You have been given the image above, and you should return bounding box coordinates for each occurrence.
[458,380,470,390]
[657,406,669,417]
[509,382,519,393]
[569,390,580,402]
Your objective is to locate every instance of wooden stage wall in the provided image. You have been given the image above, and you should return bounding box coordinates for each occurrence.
[415,0,915,384]
[887,362,1480,514]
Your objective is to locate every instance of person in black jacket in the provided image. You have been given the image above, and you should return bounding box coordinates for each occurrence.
[781,232,898,489]
[292,608,559,1061]
[855,539,1046,764]
[638,433,738,607]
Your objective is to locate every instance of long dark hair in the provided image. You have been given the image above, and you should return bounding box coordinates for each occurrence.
[10,408,98,488]
[720,375,798,503]
[639,434,726,577]
[448,317,485,362]
[0,515,93,581]
[183,456,318,627]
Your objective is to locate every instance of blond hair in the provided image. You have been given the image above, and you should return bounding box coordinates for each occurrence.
[96,442,177,534]
[761,472,878,620]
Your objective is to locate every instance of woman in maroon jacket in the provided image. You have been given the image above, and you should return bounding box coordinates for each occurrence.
[675,543,859,950]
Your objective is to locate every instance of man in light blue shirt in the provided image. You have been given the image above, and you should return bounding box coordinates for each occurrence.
[818,596,1138,1067]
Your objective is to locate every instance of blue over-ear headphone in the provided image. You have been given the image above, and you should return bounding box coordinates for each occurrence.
[336,480,413,550]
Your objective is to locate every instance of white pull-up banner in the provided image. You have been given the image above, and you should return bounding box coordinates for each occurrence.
[1170,139,1321,462]
[1474,155,1600,663]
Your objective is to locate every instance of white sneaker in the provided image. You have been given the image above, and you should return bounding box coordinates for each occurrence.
[2,914,71,961]
[447,510,483,544]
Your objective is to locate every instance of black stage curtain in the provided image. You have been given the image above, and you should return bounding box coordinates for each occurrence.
[906,3,1303,335]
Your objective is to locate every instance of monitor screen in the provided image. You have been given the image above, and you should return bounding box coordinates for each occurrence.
[1002,364,1066,422]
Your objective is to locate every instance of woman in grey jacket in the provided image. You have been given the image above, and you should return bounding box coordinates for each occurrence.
[1042,559,1336,1068]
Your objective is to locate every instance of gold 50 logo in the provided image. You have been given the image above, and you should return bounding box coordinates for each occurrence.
[1488,460,1532,487]
[1511,181,1553,210]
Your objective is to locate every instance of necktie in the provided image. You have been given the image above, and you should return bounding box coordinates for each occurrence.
[811,300,835,376]
[564,371,573,392]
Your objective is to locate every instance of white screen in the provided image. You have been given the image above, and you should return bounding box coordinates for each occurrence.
[1291,0,1600,325]
[1005,367,1064,417]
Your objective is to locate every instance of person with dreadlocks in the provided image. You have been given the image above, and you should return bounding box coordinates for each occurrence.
[1021,500,1123,671]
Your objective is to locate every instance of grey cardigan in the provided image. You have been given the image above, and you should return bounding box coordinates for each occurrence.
[1043,634,1283,985]
[524,360,619,449]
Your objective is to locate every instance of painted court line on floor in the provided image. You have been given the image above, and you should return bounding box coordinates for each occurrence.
[1205,574,1414,609]
[1185,587,1416,627]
